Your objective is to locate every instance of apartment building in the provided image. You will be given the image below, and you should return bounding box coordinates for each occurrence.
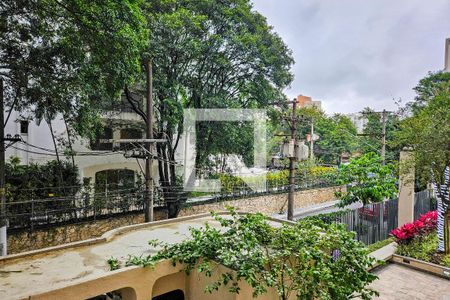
[296,95,322,110]
[3,101,149,190]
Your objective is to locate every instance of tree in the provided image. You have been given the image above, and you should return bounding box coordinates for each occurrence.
[0,0,147,137]
[289,107,358,165]
[359,108,401,163]
[126,209,378,300]
[315,114,358,164]
[334,152,397,206]
[396,79,450,253]
[126,0,294,200]
[409,71,450,114]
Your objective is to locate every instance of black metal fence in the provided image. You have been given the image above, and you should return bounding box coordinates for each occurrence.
[202,177,334,203]
[5,187,166,231]
[5,177,336,231]
[305,190,435,245]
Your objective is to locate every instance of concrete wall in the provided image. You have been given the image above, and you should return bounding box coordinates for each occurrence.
[28,259,292,300]
[7,186,341,254]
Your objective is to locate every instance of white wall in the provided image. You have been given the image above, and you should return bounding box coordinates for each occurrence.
[4,110,147,184]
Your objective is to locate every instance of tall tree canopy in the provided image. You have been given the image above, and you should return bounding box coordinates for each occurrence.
[396,76,450,186]
[127,0,294,186]
[396,74,450,253]
[408,71,450,115]
[0,0,147,136]
[315,114,358,164]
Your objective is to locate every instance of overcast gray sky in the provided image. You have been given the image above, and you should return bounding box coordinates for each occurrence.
[252,0,450,114]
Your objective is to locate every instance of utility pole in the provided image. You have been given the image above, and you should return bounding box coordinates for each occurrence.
[145,59,154,222]
[0,78,6,256]
[287,99,298,221]
[381,109,387,165]
[360,109,391,164]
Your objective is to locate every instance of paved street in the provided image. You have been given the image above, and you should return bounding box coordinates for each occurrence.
[369,264,450,299]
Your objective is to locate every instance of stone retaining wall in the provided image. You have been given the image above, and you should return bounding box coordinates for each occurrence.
[7,186,343,254]
[179,186,342,216]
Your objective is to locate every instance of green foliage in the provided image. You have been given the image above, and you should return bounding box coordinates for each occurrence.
[442,254,450,268]
[107,257,120,271]
[126,209,378,300]
[409,71,450,114]
[396,232,438,262]
[6,157,80,202]
[395,80,450,187]
[218,174,251,194]
[1,0,147,137]
[315,114,359,164]
[136,0,294,181]
[217,167,335,195]
[300,209,352,224]
[218,171,289,194]
[277,107,359,164]
[366,238,394,253]
[5,157,80,219]
[308,165,337,178]
[359,108,401,163]
[334,152,397,206]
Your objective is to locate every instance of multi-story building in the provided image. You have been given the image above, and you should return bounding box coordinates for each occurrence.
[346,112,367,134]
[4,100,150,190]
[296,95,322,110]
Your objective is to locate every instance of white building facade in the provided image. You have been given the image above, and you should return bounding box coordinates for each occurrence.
[4,108,149,189]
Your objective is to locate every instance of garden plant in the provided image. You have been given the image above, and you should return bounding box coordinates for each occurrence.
[121,208,378,300]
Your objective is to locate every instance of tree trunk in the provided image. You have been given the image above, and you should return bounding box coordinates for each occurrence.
[47,119,60,164]
[63,115,75,167]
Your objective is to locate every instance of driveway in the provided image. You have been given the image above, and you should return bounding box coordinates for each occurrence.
[369,263,450,299]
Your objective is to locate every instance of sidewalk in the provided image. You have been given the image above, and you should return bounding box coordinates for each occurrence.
[273,200,362,220]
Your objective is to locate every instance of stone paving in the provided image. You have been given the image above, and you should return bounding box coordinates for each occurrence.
[369,263,450,299]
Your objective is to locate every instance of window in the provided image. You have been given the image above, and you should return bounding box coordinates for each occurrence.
[120,128,142,139]
[120,128,142,150]
[20,120,28,134]
[90,127,113,151]
[95,169,136,193]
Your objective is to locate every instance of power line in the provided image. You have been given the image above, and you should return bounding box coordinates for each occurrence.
[20,141,121,156]
[11,145,123,157]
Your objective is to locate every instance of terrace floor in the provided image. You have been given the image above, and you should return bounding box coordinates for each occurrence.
[369,263,450,299]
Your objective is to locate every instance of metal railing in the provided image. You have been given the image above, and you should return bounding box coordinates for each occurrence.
[301,190,435,245]
[5,177,335,231]
[5,187,166,231]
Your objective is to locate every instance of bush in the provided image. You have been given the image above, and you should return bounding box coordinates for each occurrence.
[126,209,378,300]
[5,158,80,225]
[300,209,351,224]
[396,232,438,262]
[390,211,437,244]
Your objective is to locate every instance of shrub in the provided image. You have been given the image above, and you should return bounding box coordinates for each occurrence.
[442,254,450,268]
[396,232,438,262]
[390,211,437,244]
[126,208,378,300]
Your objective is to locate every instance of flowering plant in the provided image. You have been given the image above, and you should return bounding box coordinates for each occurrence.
[390,211,437,244]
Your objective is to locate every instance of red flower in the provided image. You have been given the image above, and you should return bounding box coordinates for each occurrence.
[390,210,437,244]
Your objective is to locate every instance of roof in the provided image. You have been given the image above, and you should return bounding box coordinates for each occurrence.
[0,212,286,300]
